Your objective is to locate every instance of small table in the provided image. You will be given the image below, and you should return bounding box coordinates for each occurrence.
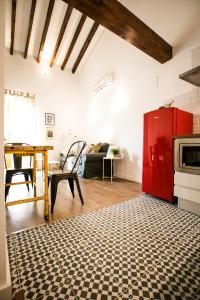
[103,156,122,181]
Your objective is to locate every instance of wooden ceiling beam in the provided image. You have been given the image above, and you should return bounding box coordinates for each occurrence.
[61,14,87,70]
[37,0,55,63]
[62,0,172,63]
[50,5,73,67]
[10,0,17,55]
[24,0,37,59]
[72,22,99,74]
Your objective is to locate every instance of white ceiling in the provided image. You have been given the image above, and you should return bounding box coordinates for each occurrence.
[5,0,200,72]
[121,0,200,46]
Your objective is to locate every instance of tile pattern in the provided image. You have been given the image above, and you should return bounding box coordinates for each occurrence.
[7,195,200,300]
[164,87,200,133]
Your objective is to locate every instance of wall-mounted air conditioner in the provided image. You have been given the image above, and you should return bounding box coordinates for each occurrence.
[94,74,112,94]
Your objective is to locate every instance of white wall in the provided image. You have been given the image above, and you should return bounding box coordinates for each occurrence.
[78,5,200,183]
[0,1,12,298]
[5,53,83,160]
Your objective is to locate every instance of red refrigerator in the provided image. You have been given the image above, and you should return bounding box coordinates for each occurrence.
[142,107,193,201]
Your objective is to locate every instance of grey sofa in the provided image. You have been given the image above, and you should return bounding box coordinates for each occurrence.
[78,143,112,178]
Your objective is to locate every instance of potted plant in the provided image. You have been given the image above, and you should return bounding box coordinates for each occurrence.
[110,147,120,157]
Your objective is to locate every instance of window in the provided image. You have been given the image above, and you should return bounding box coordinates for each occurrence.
[4,90,36,143]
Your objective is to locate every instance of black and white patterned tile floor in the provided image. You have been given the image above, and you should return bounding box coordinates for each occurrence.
[7,195,200,300]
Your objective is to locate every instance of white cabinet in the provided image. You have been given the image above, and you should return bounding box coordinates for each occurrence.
[174,172,200,215]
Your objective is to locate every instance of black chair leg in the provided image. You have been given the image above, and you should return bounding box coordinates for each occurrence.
[74,175,84,205]
[29,170,34,187]
[5,172,12,201]
[24,173,30,191]
[68,178,74,198]
[48,175,51,187]
[51,176,59,213]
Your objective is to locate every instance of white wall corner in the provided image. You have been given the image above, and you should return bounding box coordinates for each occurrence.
[0,0,12,299]
[0,251,12,300]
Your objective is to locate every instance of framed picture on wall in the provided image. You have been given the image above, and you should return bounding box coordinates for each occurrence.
[46,127,54,140]
[45,113,55,126]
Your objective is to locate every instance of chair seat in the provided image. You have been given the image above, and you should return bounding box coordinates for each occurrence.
[6,167,33,173]
[48,169,76,175]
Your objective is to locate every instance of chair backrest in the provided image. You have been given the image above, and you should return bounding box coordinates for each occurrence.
[4,142,32,170]
[62,141,86,173]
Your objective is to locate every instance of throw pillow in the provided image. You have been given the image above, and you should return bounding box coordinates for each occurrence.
[89,143,102,153]
[100,143,109,153]
[82,144,93,155]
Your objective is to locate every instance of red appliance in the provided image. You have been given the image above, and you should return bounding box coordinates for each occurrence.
[142,107,193,201]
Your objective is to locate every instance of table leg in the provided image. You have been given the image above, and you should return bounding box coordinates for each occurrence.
[33,153,37,197]
[103,159,104,180]
[42,156,44,179]
[43,150,49,220]
[111,159,113,182]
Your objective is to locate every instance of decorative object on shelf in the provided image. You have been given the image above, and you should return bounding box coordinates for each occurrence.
[159,100,174,109]
[46,127,54,140]
[107,145,121,158]
[45,113,55,126]
[111,147,120,156]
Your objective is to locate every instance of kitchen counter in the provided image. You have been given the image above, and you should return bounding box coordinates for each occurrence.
[173,134,200,139]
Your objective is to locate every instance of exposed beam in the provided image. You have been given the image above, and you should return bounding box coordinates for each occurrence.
[61,14,87,70]
[37,0,55,63]
[24,0,37,59]
[72,22,99,74]
[50,5,73,67]
[62,0,172,63]
[10,0,17,55]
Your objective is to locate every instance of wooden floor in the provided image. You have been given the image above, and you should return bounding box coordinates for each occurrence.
[6,177,141,234]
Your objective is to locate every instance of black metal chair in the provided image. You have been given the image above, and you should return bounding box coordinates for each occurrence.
[48,141,86,213]
[5,143,34,200]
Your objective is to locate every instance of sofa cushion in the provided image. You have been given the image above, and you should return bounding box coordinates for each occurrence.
[100,143,109,153]
[78,152,112,178]
[82,144,93,154]
[84,153,106,162]
[89,143,102,153]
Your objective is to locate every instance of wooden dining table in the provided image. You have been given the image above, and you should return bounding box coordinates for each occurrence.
[4,145,53,220]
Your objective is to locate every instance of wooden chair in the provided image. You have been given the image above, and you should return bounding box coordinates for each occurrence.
[5,143,33,200]
[48,141,86,213]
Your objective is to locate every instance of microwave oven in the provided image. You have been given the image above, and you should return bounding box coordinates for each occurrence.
[174,137,200,175]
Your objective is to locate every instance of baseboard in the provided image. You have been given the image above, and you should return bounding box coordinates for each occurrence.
[115,172,141,183]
